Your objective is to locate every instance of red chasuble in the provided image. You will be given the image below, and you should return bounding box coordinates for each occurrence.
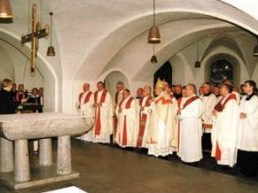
[137,96,152,147]
[119,96,133,146]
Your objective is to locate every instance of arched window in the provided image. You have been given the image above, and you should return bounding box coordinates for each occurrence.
[210,59,233,84]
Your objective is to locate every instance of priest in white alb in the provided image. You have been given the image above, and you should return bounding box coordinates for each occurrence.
[76,83,95,141]
[115,89,138,147]
[177,83,203,164]
[211,83,239,167]
[92,81,113,143]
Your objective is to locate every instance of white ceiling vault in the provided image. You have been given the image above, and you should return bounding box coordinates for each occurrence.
[0,0,258,112]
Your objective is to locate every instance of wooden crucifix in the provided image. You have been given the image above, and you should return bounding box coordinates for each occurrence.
[21,4,49,73]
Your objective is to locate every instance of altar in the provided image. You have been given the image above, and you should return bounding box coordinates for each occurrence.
[0,112,92,189]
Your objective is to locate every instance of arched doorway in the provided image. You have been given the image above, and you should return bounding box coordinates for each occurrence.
[154,61,172,88]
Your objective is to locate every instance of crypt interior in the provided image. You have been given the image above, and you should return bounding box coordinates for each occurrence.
[1,0,258,193]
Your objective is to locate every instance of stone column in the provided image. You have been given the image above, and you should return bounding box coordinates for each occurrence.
[0,137,14,172]
[57,135,71,175]
[14,140,30,182]
[39,138,52,166]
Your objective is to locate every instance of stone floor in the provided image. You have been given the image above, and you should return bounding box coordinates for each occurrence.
[1,139,258,193]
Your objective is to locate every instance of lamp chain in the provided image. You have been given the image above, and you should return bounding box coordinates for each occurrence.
[27,0,31,33]
[49,12,53,46]
[153,0,155,26]
[196,41,199,61]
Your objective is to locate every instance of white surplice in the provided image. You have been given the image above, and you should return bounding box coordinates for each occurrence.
[238,94,258,151]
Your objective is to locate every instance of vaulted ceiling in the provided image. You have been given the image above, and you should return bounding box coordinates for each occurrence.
[0,0,258,112]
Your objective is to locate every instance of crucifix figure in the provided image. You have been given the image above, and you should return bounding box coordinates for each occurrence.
[21,4,49,73]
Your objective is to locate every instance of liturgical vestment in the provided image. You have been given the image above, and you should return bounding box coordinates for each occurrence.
[92,89,113,143]
[178,95,203,163]
[115,95,138,147]
[147,91,174,157]
[211,93,239,167]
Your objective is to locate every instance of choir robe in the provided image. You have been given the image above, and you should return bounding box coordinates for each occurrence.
[200,93,217,133]
[237,94,258,176]
[147,91,174,157]
[92,89,113,143]
[77,91,95,142]
[238,94,258,151]
[178,95,203,163]
[200,93,217,152]
[115,95,138,147]
[211,94,239,167]
[136,95,153,148]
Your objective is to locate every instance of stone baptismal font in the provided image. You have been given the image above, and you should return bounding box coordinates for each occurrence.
[0,112,92,189]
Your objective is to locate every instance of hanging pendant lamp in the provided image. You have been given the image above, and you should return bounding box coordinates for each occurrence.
[150,44,158,63]
[47,12,55,56]
[148,0,160,44]
[0,0,13,18]
[194,41,201,68]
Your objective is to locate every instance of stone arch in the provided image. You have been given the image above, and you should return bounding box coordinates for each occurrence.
[72,0,258,82]
[104,70,130,100]
[0,30,59,111]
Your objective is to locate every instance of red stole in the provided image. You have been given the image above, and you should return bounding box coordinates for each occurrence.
[137,95,153,147]
[94,89,108,136]
[214,94,236,112]
[79,91,92,104]
[182,96,199,109]
[214,93,236,160]
[119,96,133,146]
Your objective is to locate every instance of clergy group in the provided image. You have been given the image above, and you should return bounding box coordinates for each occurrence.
[76,79,258,177]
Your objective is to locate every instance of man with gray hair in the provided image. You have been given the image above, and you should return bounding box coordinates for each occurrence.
[200,82,217,153]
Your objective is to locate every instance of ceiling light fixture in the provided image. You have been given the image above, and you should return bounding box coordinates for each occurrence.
[0,0,13,19]
[150,44,158,63]
[47,12,55,56]
[194,41,201,68]
[148,0,160,44]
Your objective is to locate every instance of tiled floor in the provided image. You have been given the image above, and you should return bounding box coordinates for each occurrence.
[0,139,258,193]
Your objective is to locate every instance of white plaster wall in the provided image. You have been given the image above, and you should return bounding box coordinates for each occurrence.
[0,47,14,80]
[1,0,258,113]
